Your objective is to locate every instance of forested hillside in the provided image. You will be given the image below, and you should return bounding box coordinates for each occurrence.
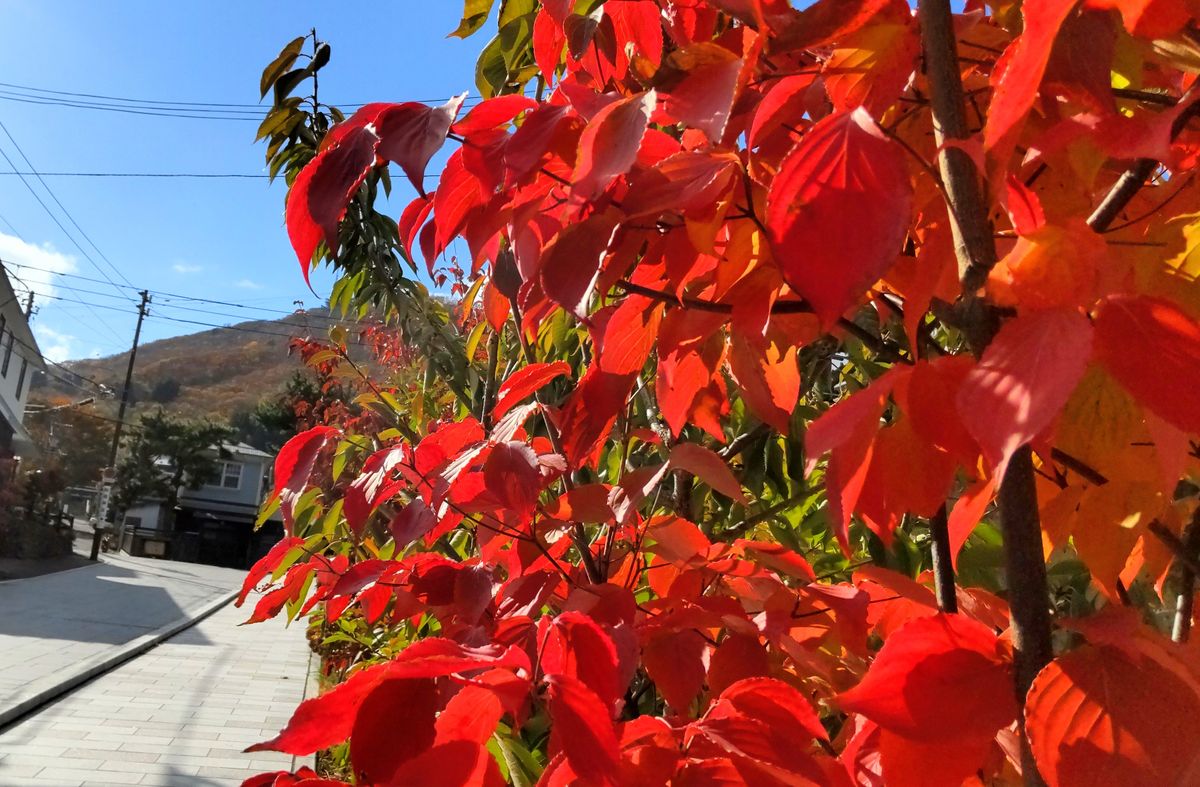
[33,310,335,420]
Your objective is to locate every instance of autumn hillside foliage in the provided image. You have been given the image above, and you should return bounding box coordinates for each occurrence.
[241,2,1200,785]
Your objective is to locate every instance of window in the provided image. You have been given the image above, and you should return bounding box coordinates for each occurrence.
[15,359,27,399]
[211,461,242,490]
[0,329,10,377]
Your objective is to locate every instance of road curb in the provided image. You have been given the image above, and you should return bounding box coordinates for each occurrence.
[0,587,238,730]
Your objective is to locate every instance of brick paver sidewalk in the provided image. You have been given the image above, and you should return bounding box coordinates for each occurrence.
[0,599,312,786]
[0,553,245,719]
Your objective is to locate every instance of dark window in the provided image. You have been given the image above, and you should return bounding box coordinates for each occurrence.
[1,330,12,377]
[15,358,27,398]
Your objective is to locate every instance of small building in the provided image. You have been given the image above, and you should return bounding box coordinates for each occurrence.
[121,441,283,568]
[0,264,44,471]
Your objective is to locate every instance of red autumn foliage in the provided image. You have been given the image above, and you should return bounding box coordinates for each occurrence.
[244,2,1200,785]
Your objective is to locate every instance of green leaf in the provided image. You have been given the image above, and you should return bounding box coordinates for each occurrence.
[498,0,537,26]
[273,67,311,106]
[260,35,306,99]
[450,0,497,39]
[476,32,509,99]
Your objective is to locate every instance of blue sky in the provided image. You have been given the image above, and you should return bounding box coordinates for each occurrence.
[0,2,482,360]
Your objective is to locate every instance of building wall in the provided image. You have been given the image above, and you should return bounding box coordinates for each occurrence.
[0,293,40,449]
[122,501,164,531]
[178,455,268,509]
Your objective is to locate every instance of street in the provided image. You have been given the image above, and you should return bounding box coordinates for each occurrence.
[0,552,311,786]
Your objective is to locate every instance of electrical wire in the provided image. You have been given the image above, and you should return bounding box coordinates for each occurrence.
[0,259,366,323]
[0,80,537,121]
[0,127,131,343]
[0,119,135,289]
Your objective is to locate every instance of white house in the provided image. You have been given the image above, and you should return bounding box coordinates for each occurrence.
[0,264,43,464]
[120,441,281,567]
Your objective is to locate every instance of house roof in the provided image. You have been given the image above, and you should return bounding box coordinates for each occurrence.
[218,442,273,460]
[0,264,44,371]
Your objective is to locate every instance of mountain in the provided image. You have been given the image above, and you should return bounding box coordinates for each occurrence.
[32,310,341,423]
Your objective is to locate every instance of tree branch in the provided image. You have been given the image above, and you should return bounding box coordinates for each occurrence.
[928,505,958,613]
[918,4,1051,783]
[1171,510,1200,643]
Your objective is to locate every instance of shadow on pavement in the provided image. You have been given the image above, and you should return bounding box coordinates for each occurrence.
[0,562,214,646]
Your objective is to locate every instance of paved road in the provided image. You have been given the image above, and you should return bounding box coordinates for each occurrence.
[0,553,245,717]
[0,597,312,786]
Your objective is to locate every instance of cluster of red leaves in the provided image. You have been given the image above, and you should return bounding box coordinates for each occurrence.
[244,0,1200,785]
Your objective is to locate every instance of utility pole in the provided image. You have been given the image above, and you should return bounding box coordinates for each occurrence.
[107,290,150,468]
[23,291,33,318]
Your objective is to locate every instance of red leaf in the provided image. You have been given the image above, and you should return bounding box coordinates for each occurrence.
[543,483,615,523]
[748,73,816,151]
[492,361,571,420]
[596,295,665,376]
[434,684,504,745]
[432,148,484,254]
[343,447,406,535]
[728,330,800,435]
[389,497,438,546]
[274,426,340,531]
[658,43,743,143]
[542,611,623,711]
[1094,294,1200,435]
[983,0,1077,163]
[823,10,920,116]
[878,728,994,787]
[389,741,506,787]
[947,476,996,570]
[539,212,619,319]
[546,673,622,787]
[571,91,656,202]
[836,614,1017,743]
[237,536,305,606]
[719,677,828,743]
[643,629,708,714]
[737,540,815,581]
[505,103,573,183]
[668,442,748,503]
[766,108,912,325]
[451,95,537,136]
[777,0,895,48]
[374,94,465,196]
[805,370,902,552]
[707,634,770,698]
[1025,640,1200,787]
[898,355,978,467]
[1086,0,1198,39]
[482,441,544,520]
[349,678,439,784]
[622,151,741,220]
[285,127,378,284]
[956,307,1093,479]
[558,364,639,469]
[247,661,390,755]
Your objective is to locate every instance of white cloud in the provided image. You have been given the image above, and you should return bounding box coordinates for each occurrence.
[235,278,263,290]
[172,262,203,274]
[0,232,77,299]
[34,324,74,363]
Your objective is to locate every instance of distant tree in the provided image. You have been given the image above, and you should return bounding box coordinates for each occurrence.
[111,410,231,524]
[149,378,181,404]
[24,400,113,488]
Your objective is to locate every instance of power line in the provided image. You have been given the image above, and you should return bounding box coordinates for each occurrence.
[0,119,135,288]
[0,171,274,179]
[0,125,129,343]
[0,259,355,322]
[0,79,453,109]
